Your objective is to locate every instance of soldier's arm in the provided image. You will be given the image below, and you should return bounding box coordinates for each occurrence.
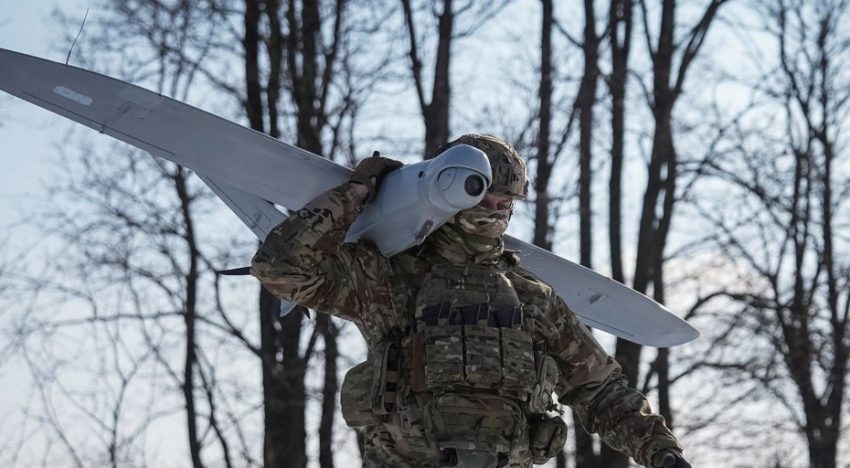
[546,295,685,467]
[250,182,369,321]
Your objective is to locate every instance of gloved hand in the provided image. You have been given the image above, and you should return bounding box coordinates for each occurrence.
[349,151,403,201]
[529,415,568,464]
[652,449,691,468]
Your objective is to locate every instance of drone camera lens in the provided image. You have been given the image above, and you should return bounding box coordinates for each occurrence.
[464,175,485,196]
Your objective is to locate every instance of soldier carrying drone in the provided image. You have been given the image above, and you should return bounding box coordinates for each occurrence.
[251,134,690,468]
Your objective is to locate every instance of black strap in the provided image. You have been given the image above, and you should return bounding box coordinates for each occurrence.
[217,266,251,276]
[420,303,522,328]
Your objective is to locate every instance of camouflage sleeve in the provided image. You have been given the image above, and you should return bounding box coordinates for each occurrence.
[250,182,369,322]
[546,295,683,467]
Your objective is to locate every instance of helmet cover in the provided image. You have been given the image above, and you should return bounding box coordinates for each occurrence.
[442,134,529,200]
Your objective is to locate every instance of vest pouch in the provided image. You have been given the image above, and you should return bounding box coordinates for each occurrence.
[424,393,523,454]
[424,325,465,388]
[526,353,559,413]
[500,328,536,392]
[463,325,502,387]
[341,341,401,427]
[341,360,381,428]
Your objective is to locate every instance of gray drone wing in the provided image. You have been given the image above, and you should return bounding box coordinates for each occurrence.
[0,48,350,210]
[0,48,698,347]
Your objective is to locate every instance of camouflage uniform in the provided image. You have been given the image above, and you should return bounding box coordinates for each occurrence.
[251,136,685,467]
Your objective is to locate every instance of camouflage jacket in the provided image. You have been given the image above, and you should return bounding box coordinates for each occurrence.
[251,183,683,467]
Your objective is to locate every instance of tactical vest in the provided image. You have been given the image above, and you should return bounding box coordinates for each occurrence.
[342,260,561,465]
[410,264,552,401]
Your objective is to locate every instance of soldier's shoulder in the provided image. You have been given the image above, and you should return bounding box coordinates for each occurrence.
[388,245,432,281]
[502,249,535,279]
[505,254,553,296]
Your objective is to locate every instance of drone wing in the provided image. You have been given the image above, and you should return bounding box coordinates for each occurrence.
[0,48,350,211]
[0,48,698,347]
[504,237,698,347]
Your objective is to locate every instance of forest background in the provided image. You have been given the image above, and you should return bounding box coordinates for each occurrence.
[1,1,849,467]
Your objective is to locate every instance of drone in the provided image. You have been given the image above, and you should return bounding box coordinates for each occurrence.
[0,48,698,348]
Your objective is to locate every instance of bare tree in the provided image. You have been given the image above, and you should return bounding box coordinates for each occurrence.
[400,0,510,157]
[691,1,850,466]
[262,1,360,466]
[53,2,387,467]
[607,0,632,290]
[517,2,728,464]
[401,0,455,157]
[245,1,389,466]
[242,1,310,465]
[52,4,245,467]
[570,0,607,465]
[533,6,566,466]
[533,0,557,251]
[6,140,255,468]
[576,0,602,273]
[6,1,373,466]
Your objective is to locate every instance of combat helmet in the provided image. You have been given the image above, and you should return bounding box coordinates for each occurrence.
[441,134,529,200]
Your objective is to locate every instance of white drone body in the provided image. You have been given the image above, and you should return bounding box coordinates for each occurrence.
[346,144,491,256]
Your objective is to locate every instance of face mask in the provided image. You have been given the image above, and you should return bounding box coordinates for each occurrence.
[451,205,511,239]
[428,205,510,265]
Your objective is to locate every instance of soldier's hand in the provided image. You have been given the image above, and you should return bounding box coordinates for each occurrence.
[652,449,691,468]
[349,151,403,201]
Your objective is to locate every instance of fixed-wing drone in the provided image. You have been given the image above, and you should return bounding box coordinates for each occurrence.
[0,48,698,347]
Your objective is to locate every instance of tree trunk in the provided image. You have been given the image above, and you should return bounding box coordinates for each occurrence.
[402,0,454,158]
[243,0,264,134]
[534,0,553,251]
[607,106,674,468]
[318,315,338,468]
[608,0,631,286]
[555,450,567,468]
[244,1,309,465]
[807,428,838,468]
[577,0,598,270]
[259,291,308,468]
[278,0,347,464]
[177,167,204,468]
[600,0,633,463]
[425,0,453,158]
[574,0,603,465]
[608,0,724,465]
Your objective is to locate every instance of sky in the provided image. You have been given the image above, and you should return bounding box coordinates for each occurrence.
[0,0,88,234]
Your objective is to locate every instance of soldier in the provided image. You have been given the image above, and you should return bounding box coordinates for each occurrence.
[251,134,690,467]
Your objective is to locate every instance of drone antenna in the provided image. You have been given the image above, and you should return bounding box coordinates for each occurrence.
[66,8,90,65]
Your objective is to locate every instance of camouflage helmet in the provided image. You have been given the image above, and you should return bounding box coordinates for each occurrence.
[442,134,529,200]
